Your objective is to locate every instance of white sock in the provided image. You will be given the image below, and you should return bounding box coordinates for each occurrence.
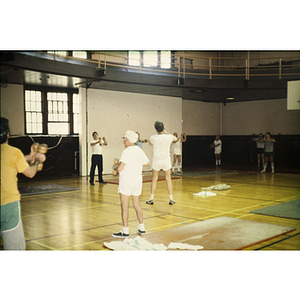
[218,160,221,165]
[169,194,173,201]
[138,223,145,231]
[271,163,274,170]
[150,194,154,200]
[122,227,129,234]
[216,161,218,166]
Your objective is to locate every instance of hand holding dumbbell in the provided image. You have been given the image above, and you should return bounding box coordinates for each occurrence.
[29,143,47,171]
[112,158,120,176]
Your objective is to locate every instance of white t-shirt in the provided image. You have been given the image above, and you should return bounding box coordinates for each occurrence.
[214,139,222,154]
[90,139,103,155]
[119,145,149,185]
[150,134,176,159]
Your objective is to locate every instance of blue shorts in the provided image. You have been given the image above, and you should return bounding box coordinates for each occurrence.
[0,201,22,232]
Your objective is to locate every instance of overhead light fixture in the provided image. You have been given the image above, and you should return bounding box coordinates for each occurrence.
[226,97,235,100]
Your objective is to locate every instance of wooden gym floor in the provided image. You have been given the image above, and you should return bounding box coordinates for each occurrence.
[2,169,300,251]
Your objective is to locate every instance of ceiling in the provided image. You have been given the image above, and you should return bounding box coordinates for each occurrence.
[1,52,300,103]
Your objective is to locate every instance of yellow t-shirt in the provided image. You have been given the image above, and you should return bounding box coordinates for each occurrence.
[1,144,29,205]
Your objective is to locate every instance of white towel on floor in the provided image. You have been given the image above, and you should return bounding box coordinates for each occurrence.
[104,236,167,250]
[168,242,203,250]
[201,184,231,191]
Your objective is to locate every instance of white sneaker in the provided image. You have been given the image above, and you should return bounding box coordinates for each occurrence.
[260,169,266,173]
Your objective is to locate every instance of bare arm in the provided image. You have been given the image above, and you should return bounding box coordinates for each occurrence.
[22,161,39,178]
[102,137,108,146]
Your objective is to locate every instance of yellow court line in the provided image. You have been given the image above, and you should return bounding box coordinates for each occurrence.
[274,195,300,202]
[28,240,57,251]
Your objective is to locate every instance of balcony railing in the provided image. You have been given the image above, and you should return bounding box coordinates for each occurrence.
[39,51,300,80]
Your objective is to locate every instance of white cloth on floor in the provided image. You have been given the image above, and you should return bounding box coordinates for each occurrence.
[104,236,167,250]
[193,191,217,197]
[201,184,231,191]
[168,242,203,250]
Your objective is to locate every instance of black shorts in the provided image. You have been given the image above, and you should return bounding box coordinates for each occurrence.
[264,151,274,158]
[256,148,265,154]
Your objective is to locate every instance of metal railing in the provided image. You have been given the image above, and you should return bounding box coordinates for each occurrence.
[40,51,300,80]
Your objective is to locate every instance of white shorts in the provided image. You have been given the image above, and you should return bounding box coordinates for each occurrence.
[173,149,181,156]
[214,149,221,154]
[118,181,142,196]
[152,156,172,171]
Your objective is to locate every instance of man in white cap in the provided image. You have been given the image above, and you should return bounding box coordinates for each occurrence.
[112,130,149,238]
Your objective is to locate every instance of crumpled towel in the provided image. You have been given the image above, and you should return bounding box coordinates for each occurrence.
[193,191,217,197]
[103,236,167,251]
[201,183,231,191]
[168,242,203,250]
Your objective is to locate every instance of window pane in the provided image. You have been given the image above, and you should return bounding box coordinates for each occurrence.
[161,51,171,69]
[36,91,41,101]
[53,102,57,112]
[58,102,62,113]
[128,51,140,66]
[143,51,158,67]
[30,91,35,101]
[72,51,87,59]
[38,123,43,133]
[32,113,36,123]
[26,112,31,122]
[48,123,69,135]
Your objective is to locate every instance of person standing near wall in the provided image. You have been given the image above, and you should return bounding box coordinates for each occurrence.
[112,130,149,238]
[1,117,46,250]
[146,121,178,205]
[261,132,276,173]
[135,132,148,149]
[211,135,222,168]
[171,132,187,174]
[89,131,107,185]
[252,133,265,168]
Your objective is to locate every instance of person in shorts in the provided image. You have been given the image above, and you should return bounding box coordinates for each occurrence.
[171,132,187,174]
[146,121,178,205]
[1,117,46,250]
[112,130,149,238]
[252,133,265,168]
[261,132,276,173]
[212,135,222,168]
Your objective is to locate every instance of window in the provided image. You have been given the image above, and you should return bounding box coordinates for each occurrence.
[143,51,158,67]
[24,87,79,135]
[160,51,172,69]
[72,51,87,59]
[128,51,140,66]
[47,92,69,134]
[47,51,68,57]
[73,94,80,134]
[128,51,172,68]
[25,90,43,134]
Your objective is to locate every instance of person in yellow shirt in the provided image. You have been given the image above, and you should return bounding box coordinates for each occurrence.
[1,117,46,250]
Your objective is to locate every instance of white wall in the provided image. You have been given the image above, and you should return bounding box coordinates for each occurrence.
[79,88,182,176]
[222,99,300,135]
[1,84,24,135]
[182,100,220,135]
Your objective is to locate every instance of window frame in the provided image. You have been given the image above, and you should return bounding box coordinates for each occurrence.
[24,85,79,135]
